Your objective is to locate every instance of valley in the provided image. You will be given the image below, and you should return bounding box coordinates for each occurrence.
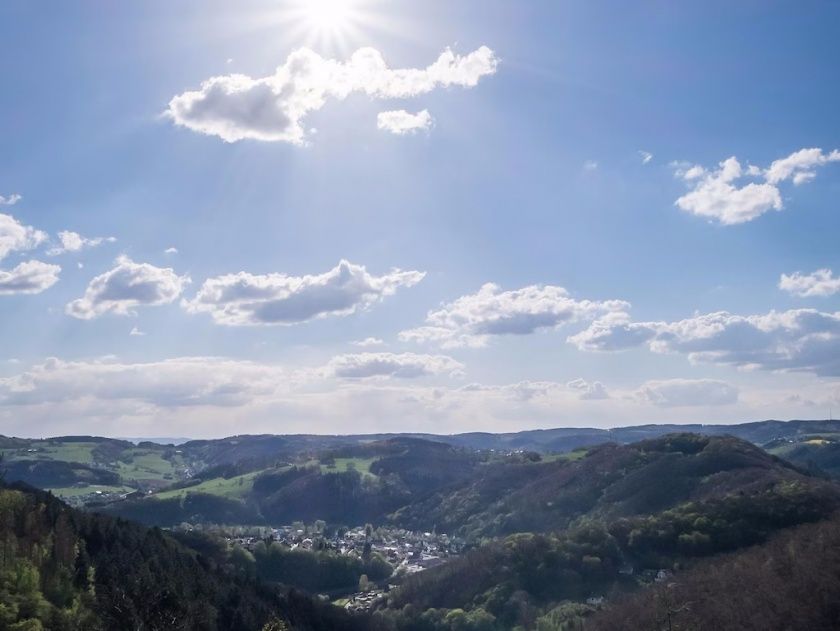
[2,420,840,629]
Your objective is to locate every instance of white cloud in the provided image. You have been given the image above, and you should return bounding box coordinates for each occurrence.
[779,269,840,298]
[0,193,22,206]
[639,151,653,164]
[0,356,287,408]
[765,148,840,185]
[0,213,47,261]
[570,308,840,377]
[0,356,828,437]
[166,46,498,144]
[636,379,739,407]
[164,247,179,255]
[675,157,782,225]
[351,337,385,347]
[583,160,599,171]
[326,352,463,379]
[47,231,115,256]
[674,148,840,225]
[566,378,610,400]
[377,109,433,135]
[67,256,190,320]
[458,380,566,402]
[567,312,659,352]
[401,282,629,348]
[0,260,61,295]
[184,260,424,326]
[129,327,146,337]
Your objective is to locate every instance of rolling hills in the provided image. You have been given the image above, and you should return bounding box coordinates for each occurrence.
[4,419,840,509]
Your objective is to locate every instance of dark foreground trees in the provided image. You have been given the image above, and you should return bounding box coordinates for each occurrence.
[0,482,369,630]
[588,514,840,631]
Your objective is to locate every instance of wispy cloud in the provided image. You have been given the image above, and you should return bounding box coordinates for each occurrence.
[47,231,116,256]
[377,109,433,135]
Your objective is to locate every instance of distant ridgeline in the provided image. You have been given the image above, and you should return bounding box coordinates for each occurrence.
[3,419,840,510]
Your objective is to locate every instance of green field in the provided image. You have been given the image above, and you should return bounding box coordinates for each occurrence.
[542,448,589,463]
[48,484,134,499]
[154,470,267,500]
[2,441,98,464]
[766,434,840,458]
[115,448,188,484]
[1,439,194,493]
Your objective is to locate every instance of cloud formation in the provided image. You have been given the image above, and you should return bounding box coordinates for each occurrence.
[167,46,498,144]
[67,256,190,319]
[636,379,739,407]
[0,193,21,206]
[351,337,385,348]
[377,109,434,135]
[0,260,61,295]
[570,308,840,377]
[674,148,840,225]
[0,357,285,408]
[0,213,47,261]
[401,282,629,348]
[326,352,463,379]
[779,269,840,298]
[1,355,825,437]
[0,213,58,295]
[184,260,424,326]
[566,378,610,400]
[47,231,115,256]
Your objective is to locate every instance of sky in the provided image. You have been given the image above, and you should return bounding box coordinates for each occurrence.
[1,0,839,438]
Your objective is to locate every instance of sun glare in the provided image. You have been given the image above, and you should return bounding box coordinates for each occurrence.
[255,0,392,54]
[302,0,357,33]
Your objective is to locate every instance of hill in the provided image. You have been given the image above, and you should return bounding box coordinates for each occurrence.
[100,433,836,535]
[372,436,840,629]
[0,481,368,630]
[99,437,483,527]
[5,419,840,508]
[390,434,822,539]
[587,515,840,631]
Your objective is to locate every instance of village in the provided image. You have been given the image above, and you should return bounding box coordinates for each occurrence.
[226,523,464,571]
[213,523,467,612]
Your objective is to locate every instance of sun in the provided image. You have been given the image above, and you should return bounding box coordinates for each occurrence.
[301,0,358,33]
[254,0,391,56]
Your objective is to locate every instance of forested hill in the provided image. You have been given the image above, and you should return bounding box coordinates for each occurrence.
[586,515,840,630]
[0,481,367,631]
[3,419,840,508]
[372,435,840,630]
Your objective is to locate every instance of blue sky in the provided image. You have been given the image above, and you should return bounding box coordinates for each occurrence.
[1,0,839,437]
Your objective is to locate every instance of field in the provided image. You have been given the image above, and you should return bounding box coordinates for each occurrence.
[542,448,589,463]
[1,440,98,465]
[0,439,195,494]
[154,470,268,500]
[48,484,134,499]
[115,448,188,485]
